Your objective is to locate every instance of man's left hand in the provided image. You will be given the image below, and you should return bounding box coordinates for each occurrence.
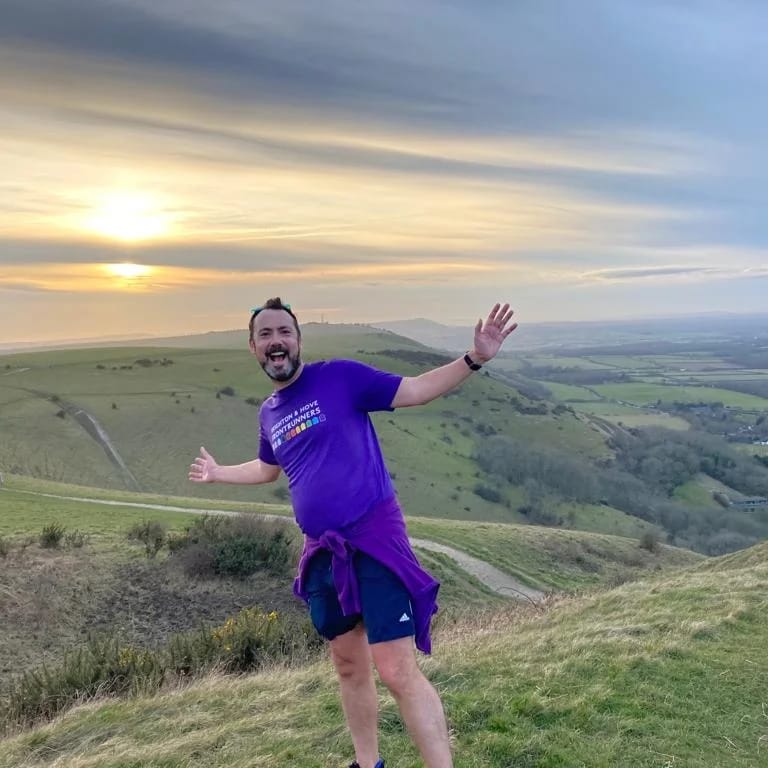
[471,303,518,363]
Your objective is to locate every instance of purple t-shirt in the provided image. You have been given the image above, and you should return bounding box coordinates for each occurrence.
[258,359,402,538]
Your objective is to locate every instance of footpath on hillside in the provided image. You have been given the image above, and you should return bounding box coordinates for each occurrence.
[4,488,545,603]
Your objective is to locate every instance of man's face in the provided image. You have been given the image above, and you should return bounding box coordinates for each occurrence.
[250,308,302,383]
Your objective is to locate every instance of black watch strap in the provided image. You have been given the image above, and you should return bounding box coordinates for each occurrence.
[463,352,482,371]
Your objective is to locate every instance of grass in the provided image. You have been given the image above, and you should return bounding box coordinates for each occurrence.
[0,487,206,539]
[569,401,691,430]
[592,382,768,409]
[3,474,291,517]
[672,473,740,508]
[0,478,693,591]
[2,543,765,767]
[0,333,615,528]
[406,518,701,591]
[557,502,656,538]
[0,482,702,696]
[540,381,601,401]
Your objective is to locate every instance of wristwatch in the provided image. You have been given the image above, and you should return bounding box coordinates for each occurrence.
[463,352,482,371]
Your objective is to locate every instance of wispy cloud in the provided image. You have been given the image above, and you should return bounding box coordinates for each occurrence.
[1,1,767,341]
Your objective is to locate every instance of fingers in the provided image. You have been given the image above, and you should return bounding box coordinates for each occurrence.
[487,303,514,328]
[502,322,519,338]
[189,449,211,482]
[486,302,501,325]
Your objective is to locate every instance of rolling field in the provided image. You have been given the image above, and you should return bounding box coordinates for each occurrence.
[0,332,611,528]
[591,382,768,409]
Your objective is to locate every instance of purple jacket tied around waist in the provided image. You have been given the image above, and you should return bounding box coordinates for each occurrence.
[294,496,440,654]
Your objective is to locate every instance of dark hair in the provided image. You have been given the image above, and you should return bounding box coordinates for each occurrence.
[248,297,301,340]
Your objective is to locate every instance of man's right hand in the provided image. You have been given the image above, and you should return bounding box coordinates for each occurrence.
[188,446,218,483]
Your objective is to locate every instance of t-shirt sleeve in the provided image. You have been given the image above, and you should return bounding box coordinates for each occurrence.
[336,359,403,412]
[258,421,278,465]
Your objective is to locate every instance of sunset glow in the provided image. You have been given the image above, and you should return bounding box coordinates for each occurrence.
[105,262,153,280]
[86,193,174,242]
[1,2,767,345]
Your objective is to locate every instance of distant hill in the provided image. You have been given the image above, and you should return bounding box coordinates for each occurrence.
[372,312,768,352]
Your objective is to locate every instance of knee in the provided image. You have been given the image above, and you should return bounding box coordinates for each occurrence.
[331,644,370,682]
[375,652,419,695]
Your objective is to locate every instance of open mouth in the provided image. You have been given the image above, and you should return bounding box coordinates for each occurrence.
[268,350,287,362]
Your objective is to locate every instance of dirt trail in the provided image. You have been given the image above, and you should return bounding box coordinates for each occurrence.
[5,489,544,603]
[14,388,141,490]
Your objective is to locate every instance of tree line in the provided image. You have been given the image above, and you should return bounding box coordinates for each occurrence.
[476,427,768,555]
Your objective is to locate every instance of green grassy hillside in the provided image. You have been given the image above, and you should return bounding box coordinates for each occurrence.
[0,327,610,528]
[2,542,764,767]
[0,480,699,691]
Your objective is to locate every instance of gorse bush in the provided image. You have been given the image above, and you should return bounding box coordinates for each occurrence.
[171,515,296,578]
[127,520,167,558]
[3,635,165,727]
[168,607,321,676]
[1,608,322,729]
[39,522,65,549]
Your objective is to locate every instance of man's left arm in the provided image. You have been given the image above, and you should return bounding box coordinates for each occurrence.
[391,303,517,408]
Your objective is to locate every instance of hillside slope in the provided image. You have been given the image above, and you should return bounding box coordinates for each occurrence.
[2,543,765,767]
[0,328,617,530]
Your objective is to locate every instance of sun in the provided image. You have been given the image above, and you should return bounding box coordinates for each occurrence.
[86,192,173,242]
[105,263,153,280]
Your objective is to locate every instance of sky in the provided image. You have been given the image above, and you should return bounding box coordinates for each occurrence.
[1,0,767,344]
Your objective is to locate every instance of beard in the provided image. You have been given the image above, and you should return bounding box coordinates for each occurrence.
[261,346,301,382]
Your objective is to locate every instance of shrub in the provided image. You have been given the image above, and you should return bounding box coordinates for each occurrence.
[1,609,323,728]
[217,386,236,397]
[174,541,216,577]
[39,523,65,549]
[2,634,165,727]
[214,518,293,577]
[64,529,89,549]
[127,520,167,558]
[473,484,502,504]
[519,505,562,527]
[170,515,296,578]
[168,607,321,676]
[272,486,290,501]
[0,536,10,557]
[245,397,261,407]
[639,530,660,553]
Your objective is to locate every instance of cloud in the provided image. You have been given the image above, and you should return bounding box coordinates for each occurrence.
[2,1,768,339]
[583,263,768,283]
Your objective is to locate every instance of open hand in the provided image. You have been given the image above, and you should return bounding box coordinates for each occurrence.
[472,303,518,363]
[188,446,219,483]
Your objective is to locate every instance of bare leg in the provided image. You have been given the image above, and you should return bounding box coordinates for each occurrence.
[371,637,453,767]
[330,624,380,768]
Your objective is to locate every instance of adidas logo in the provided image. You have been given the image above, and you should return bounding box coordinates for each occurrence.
[398,613,410,623]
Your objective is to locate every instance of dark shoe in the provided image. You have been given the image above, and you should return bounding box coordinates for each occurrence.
[348,762,384,768]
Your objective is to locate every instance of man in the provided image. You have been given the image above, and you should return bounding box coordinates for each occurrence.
[189,298,517,768]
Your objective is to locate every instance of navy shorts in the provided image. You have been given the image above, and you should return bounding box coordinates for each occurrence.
[304,550,415,644]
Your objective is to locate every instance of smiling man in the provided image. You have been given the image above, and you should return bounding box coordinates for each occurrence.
[189,296,517,768]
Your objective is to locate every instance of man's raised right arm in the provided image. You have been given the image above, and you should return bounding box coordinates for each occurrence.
[188,446,281,484]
